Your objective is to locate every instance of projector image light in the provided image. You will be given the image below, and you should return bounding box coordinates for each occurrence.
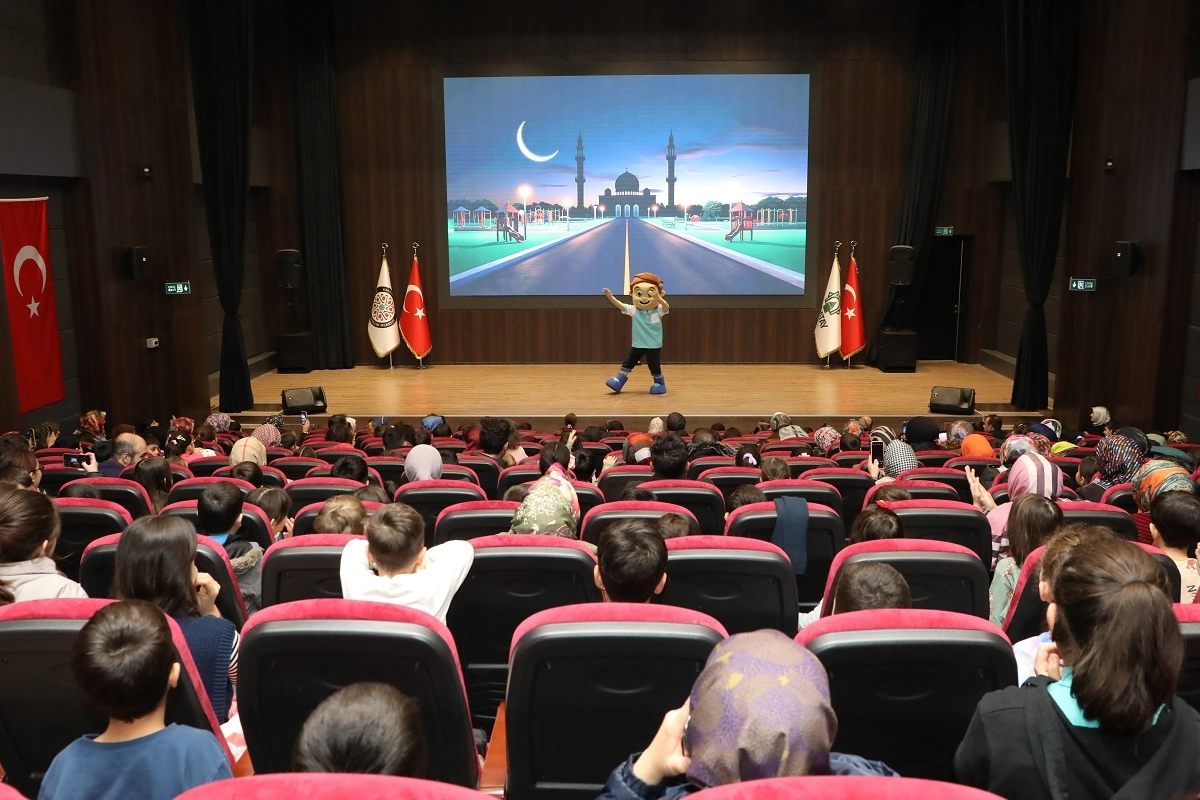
[281,387,328,415]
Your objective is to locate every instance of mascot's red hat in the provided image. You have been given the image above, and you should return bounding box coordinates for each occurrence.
[630,272,664,293]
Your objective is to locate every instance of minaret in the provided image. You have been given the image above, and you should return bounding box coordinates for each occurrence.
[666,132,677,211]
[575,134,586,215]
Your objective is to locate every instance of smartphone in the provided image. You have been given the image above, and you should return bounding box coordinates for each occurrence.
[300,411,307,423]
[63,453,84,468]
[870,439,885,463]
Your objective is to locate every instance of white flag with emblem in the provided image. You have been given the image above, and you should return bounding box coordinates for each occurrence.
[368,254,401,358]
[814,253,842,358]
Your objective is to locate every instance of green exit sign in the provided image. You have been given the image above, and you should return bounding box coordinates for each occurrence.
[934,226,954,236]
[164,281,191,296]
[1068,277,1097,292]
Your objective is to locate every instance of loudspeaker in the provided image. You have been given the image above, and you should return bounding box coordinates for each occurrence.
[281,386,327,415]
[929,385,976,415]
[1113,241,1138,276]
[122,246,149,280]
[886,245,915,286]
[276,332,314,374]
[276,249,302,288]
[877,329,917,373]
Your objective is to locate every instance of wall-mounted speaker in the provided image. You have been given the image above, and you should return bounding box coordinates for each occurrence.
[929,386,976,415]
[281,386,327,415]
[276,249,302,289]
[1113,240,1138,276]
[122,246,149,280]
[886,245,915,286]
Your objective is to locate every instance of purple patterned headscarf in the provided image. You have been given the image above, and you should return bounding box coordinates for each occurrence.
[1095,434,1144,490]
[686,630,837,787]
[812,427,839,457]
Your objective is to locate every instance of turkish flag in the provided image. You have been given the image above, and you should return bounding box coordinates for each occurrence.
[0,198,65,412]
[840,252,866,359]
[399,255,432,359]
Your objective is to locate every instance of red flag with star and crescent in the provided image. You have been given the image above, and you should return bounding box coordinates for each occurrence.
[0,198,64,412]
[840,252,866,359]
[399,255,432,359]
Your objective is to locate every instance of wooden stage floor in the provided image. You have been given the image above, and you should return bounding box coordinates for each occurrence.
[243,362,1043,430]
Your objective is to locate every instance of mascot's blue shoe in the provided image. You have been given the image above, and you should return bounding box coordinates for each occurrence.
[606,372,629,394]
[650,374,667,395]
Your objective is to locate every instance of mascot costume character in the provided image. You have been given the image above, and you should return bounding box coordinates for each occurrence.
[603,272,669,394]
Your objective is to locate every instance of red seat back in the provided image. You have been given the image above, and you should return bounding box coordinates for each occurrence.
[579,500,698,545]
[597,464,654,502]
[61,476,154,519]
[434,500,519,544]
[879,499,992,563]
[640,479,727,534]
[52,498,133,581]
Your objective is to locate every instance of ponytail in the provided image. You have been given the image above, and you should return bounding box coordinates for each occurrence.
[0,490,61,606]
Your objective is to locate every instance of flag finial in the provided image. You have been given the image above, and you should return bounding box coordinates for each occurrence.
[382,242,388,257]
[850,240,857,254]
[835,240,842,254]
[412,241,420,258]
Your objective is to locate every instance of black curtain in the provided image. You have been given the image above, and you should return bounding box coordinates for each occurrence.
[876,0,960,335]
[1005,0,1079,409]
[289,0,354,369]
[189,0,253,411]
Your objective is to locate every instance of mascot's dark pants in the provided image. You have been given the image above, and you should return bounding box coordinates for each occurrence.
[620,347,662,374]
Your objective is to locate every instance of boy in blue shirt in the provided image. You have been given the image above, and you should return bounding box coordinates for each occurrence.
[603,272,670,394]
[39,600,232,800]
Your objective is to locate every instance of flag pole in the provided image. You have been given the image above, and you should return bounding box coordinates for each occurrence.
[413,241,425,370]
[846,240,857,369]
[823,241,841,370]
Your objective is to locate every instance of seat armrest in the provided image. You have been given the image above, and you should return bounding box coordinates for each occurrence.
[480,701,508,797]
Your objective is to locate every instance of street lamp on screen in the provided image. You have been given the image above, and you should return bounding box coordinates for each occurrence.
[518,185,530,238]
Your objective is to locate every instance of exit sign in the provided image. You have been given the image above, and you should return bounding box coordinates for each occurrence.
[165,281,191,296]
[1069,277,1097,292]
[934,226,954,236]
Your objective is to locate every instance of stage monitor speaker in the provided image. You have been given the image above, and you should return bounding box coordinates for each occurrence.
[877,329,917,373]
[123,246,149,280]
[886,245,915,286]
[276,249,302,288]
[281,386,327,415]
[276,332,314,374]
[1113,240,1138,276]
[929,385,976,415]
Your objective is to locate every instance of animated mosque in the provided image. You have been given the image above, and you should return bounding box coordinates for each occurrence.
[574,132,678,218]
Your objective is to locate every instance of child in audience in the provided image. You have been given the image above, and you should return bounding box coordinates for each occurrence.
[622,485,656,502]
[989,494,1062,626]
[503,484,531,504]
[870,485,912,504]
[0,488,87,604]
[657,512,691,540]
[340,503,474,623]
[353,485,391,504]
[829,562,912,614]
[197,482,263,615]
[313,495,368,535]
[38,600,231,800]
[848,505,904,544]
[733,444,761,469]
[132,457,173,513]
[228,461,264,488]
[292,682,426,777]
[594,520,668,602]
[727,484,766,514]
[759,456,791,482]
[245,486,293,541]
[1150,491,1200,602]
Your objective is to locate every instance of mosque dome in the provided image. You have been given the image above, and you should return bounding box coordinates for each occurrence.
[615,170,639,193]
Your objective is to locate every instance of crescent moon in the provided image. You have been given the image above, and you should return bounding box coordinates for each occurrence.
[517,121,558,162]
[402,284,424,313]
[12,245,47,298]
[843,284,858,303]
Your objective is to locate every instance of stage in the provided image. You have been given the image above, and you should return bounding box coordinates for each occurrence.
[236,362,1048,432]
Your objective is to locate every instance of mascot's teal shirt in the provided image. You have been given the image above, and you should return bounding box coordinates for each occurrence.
[622,303,667,349]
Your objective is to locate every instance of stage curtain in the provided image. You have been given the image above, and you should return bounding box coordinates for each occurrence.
[289,0,354,369]
[1005,0,1079,409]
[876,0,960,337]
[189,0,254,411]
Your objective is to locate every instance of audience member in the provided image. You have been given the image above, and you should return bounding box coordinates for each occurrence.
[625,433,654,466]
[478,417,516,469]
[848,505,904,544]
[769,412,806,440]
[869,485,912,504]
[1076,455,1098,488]
[228,461,264,488]
[330,454,369,485]
[292,682,426,777]
[1150,491,1200,602]
[402,444,443,483]
[650,434,688,480]
[657,512,691,540]
[0,489,86,604]
[58,481,101,500]
[839,432,862,454]
[989,494,1062,626]
[503,484,531,504]
[314,495,369,535]
[733,444,761,469]
[727,484,766,513]
[0,449,41,491]
[759,456,790,482]
[982,414,1004,440]
[1079,434,1142,501]
[508,462,581,540]
[229,436,267,466]
[901,417,940,451]
[868,440,920,482]
[966,453,1065,570]
[573,449,599,483]
[687,429,733,460]
[197,482,262,615]
[245,486,293,540]
[132,457,173,513]
[594,520,668,603]
[353,485,390,504]
[1131,458,1195,543]
[665,412,687,433]
[812,426,840,457]
[830,562,912,614]
[340,503,473,623]
[621,485,655,502]
[98,432,148,477]
[539,442,572,475]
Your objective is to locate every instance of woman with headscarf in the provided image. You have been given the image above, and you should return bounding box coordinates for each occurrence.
[229,436,267,466]
[77,410,106,441]
[1130,459,1196,544]
[961,433,996,459]
[1078,434,1144,502]
[902,416,940,452]
[770,412,806,441]
[812,426,840,458]
[204,413,233,434]
[508,462,581,540]
[1089,405,1112,436]
[948,420,974,447]
[251,424,282,449]
[965,452,1065,570]
[597,630,895,800]
[403,444,444,483]
[867,440,921,484]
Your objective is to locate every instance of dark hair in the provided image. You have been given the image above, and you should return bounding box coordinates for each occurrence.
[503,484,531,504]
[326,415,353,444]
[292,682,427,777]
[479,417,514,456]
[728,484,767,512]
[665,412,687,432]
[849,505,904,544]
[71,600,176,723]
[650,433,688,479]
[572,450,598,483]
[597,519,667,602]
[1007,493,1062,566]
[0,490,61,604]
[759,456,790,481]
[606,419,624,432]
[132,457,173,513]
[711,422,725,434]
[691,428,716,445]
[563,413,578,430]
[1077,455,1099,485]
[382,427,406,452]
[0,448,37,476]
[734,445,761,469]
[228,421,241,432]
[657,512,691,540]
[195,424,216,443]
[412,430,432,447]
[280,431,298,450]
[229,461,264,488]
[431,423,452,438]
[162,432,191,459]
[1151,492,1200,557]
[314,495,368,535]
[59,481,101,500]
[539,443,571,475]
[114,515,200,617]
[0,465,33,489]
[353,485,390,504]
[1051,536,1182,734]
[832,562,912,614]
[725,427,742,438]
[196,482,243,535]
[246,486,292,524]
[583,425,605,443]
[621,485,656,502]
[367,504,425,573]
[839,433,862,452]
[983,415,1003,435]
[870,485,913,503]
[331,455,369,484]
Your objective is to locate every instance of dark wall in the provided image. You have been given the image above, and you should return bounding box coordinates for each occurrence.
[995,192,1065,375]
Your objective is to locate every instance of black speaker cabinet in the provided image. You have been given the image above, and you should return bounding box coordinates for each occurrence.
[281,386,327,415]
[276,332,314,374]
[1113,240,1139,276]
[929,386,977,415]
[123,246,149,280]
[877,329,917,373]
[886,245,915,286]
[276,249,302,288]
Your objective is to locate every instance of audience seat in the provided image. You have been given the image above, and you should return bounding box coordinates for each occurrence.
[680,776,1008,799]
[1175,604,1200,713]
[654,535,799,635]
[600,435,628,451]
[862,479,960,507]
[762,442,813,456]
[60,476,154,519]
[286,476,368,509]
[820,539,989,618]
[784,456,839,478]
[160,499,275,549]
[1057,500,1137,540]
[895,467,974,503]
[303,465,386,488]
[945,456,1000,473]
[458,455,502,500]
[1001,545,1047,642]
[685,456,733,481]
[394,480,488,546]
[580,442,611,463]
[36,465,86,497]
[497,464,544,497]
[363,456,407,487]
[723,501,845,611]
[803,468,875,531]
[291,500,386,536]
[446,533,601,728]
[238,599,478,787]
[438,464,481,485]
[434,500,519,544]
[597,464,654,502]
[52,498,133,582]
[260,534,360,606]
[1100,482,1139,514]
[188,455,233,477]
[757,479,843,518]
[313,447,367,465]
[832,451,868,468]
[120,464,195,483]
[166,476,256,505]
[506,603,727,800]
[175,774,489,800]
[79,533,249,629]
[1049,456,1082,482]
[796,608,1016,780]
[271,457,328,482]
[213,463,287,488]
[0,598,234,799]
[698,465,762,501]
[878,500,992,563]
[914,450,956,468]
[572,480,605,518]
[640,479,728,534]
[579,500,698,545]
[264,446,293,463]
